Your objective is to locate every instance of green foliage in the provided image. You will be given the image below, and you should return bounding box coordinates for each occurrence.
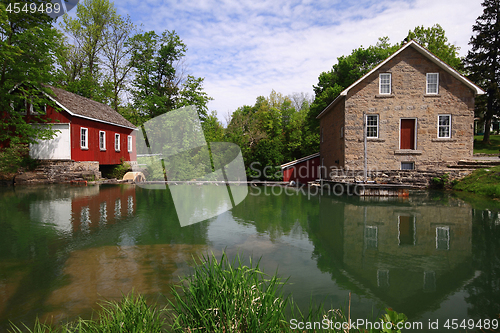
[453,166,500,198]
[406,24,463,71]
[380,308,408,333]
[128,30,212,121]
[167,251,291,332]
[0,0,64,144]
[431,173,449,189]
[57,0,121,103]
[307,37,400,139]
[466,0,500,144]
[9,293,164,333]
[0,142,39,174]
[105,159,131,180]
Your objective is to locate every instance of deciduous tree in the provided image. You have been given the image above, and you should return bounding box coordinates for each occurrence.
[0,0,64,145]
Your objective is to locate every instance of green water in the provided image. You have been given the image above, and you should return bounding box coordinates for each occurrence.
[0,184,499,331]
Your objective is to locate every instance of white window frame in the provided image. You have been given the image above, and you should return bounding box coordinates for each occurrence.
[366,114,379,138]
[115,133,120,151]
[379,73,391,95]
[80,127,88,149]
[426,73,439,94]
[438,114,451,138]
[127,135,133,152]
[436,226,450,250]
[99,131,106,151]
[364,226,378,249]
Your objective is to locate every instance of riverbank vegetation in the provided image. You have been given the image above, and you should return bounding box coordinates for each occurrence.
[453,165,500,198]
[10,252,407,333]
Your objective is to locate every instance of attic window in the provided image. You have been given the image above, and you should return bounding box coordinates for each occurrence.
[379,73,391,94]
[426,73,439,94]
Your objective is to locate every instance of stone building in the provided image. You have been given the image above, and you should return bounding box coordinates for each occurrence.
[317,40,485,176]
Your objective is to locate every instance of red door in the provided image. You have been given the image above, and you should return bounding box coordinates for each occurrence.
[400,119,415,149]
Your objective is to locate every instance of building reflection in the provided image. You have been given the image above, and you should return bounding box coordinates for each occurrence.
[29,185,136,233]
[312,195,474,317]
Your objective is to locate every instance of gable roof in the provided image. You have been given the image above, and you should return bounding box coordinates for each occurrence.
[281,152,320,169]
[44,85,136,130]
[317,40,485,119]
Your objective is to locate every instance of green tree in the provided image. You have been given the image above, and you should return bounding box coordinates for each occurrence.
[466,0,500,145]
[406,24,463,71]
[128,30,211,121]
[306,37,399,152]
[58,0,120,103]
[0,0,64,145]
[102,15,137,112]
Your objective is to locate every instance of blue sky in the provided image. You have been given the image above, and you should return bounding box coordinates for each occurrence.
[108,0,483,123]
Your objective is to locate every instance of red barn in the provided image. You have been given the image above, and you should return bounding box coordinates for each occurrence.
[281,153,320,184]
[28,86,137,165]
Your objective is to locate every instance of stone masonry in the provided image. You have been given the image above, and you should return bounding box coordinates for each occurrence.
[319,43,479,175]
[14,160,101,185]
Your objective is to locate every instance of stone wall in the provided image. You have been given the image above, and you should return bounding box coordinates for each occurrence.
[14,160,101,185]
[320,45,476,172]
[327,168,473,188]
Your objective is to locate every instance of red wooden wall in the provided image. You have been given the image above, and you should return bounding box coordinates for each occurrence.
[282,156,320,184]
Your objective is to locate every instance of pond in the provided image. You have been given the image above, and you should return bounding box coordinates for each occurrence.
[0,184,499,331]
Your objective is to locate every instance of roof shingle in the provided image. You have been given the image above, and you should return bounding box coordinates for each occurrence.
[46,85,136,129]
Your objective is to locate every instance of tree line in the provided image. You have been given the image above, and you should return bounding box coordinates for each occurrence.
[1,0,499,178]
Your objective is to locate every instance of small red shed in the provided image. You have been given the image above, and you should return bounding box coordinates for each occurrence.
[281,153,320,184]
[29,86,137,165]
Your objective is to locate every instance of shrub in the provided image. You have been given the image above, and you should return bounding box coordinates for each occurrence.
[104,158,131,179]
[431,173,449,189]
[0,143,39,174]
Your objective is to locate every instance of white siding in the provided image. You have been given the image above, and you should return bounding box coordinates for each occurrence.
[29,123,71,160]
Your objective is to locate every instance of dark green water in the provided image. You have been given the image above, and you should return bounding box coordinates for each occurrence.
[0,184,499,331]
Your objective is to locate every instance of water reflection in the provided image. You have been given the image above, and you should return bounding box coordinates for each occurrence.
[313,194,474,318]
[0,185,498,330]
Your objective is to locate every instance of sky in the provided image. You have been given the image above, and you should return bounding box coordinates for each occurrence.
[108,0,484,124]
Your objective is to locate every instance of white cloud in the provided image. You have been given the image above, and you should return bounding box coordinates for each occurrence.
[115,0,484,124]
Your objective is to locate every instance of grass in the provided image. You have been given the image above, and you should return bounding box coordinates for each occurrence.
[10,251,407,333]
[9,293,165,333]
[474,135,500,155]
[453,165,500,198]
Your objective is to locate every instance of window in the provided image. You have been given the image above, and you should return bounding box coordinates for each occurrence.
[436,226,450,250]
[423,271,436,292]
[364,226,378,249]
[379,73,391,94]
[80,128,88,149]
[127,135,133,152]
[366,115,379,138]
[438,115,451,138]
[377,270,390,288]
[401,162,414,170]
[398,215,416,246]
[115,133,120,151]
[426,73,439,94]
[340,126,344,138]
[99,131,106,150]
